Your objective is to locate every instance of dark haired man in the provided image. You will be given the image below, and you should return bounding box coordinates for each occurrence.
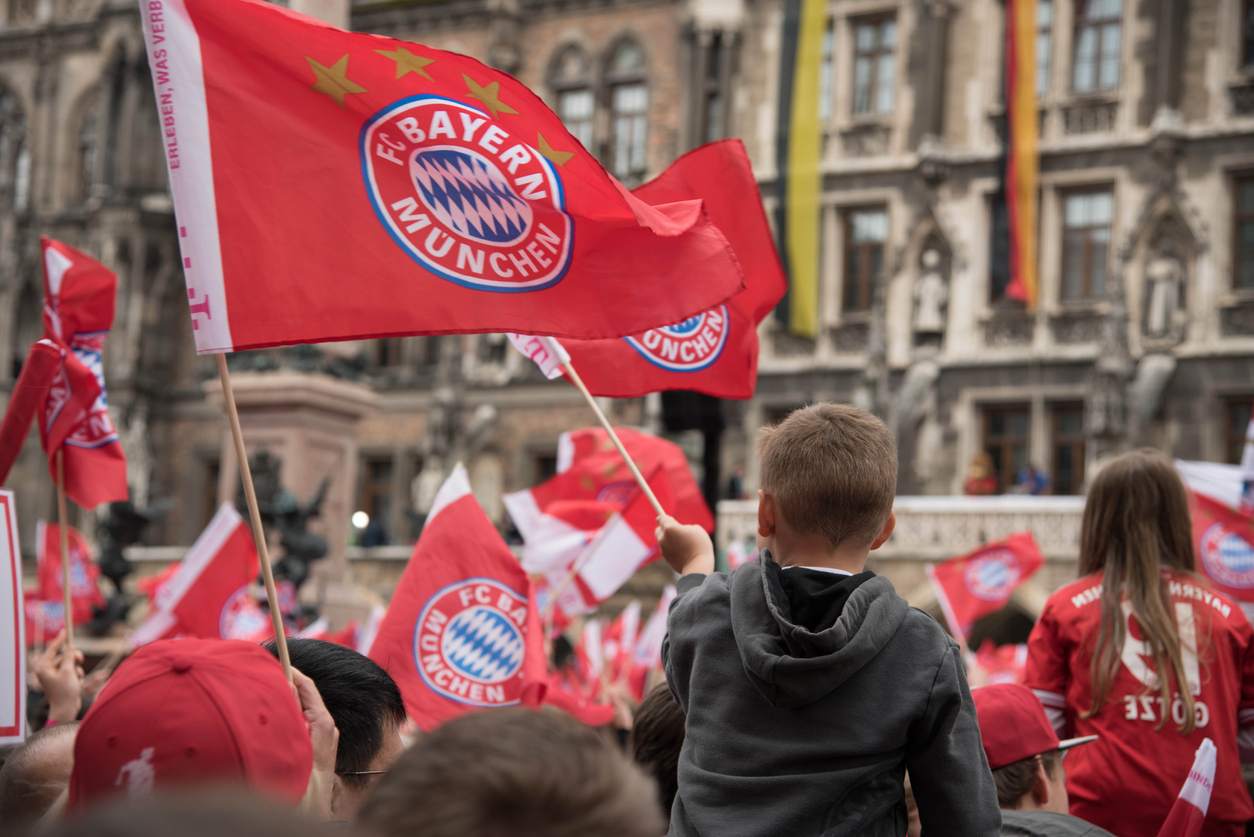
[265,637,406,819]
[630,683,684,824]
[973,684,1112,836]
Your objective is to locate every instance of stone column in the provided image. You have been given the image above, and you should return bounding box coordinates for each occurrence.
[206,371,378,624]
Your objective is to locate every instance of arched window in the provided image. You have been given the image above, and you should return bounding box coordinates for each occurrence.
[0,87,29,211]
[605,38,649,184]
[547,45,594,149]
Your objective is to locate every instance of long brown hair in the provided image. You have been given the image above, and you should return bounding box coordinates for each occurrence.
[1079,449,1198,732]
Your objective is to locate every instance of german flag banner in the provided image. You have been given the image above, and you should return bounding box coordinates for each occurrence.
[773,0,824,337]
[137,0,744,353]
[1004,0,1039,308]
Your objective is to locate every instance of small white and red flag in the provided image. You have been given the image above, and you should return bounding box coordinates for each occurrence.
[1156,738,1216,837]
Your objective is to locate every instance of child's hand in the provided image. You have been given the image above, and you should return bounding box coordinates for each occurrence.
[655,515,715,576]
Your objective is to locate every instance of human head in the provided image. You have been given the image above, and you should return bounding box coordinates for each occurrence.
[0,722,78,829]
[630,684,685,821]
[358,707,663,837]
[42,789,343,837]
[757,403,897,552]
[264,637,406,819]
[68,639,312,810]
[1079,450,1198,731]
[973,684,1095,813]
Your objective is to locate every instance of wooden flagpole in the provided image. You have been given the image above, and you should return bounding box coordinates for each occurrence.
[215,354,291,679]
[558,360,665,518]
[55,450,73,650]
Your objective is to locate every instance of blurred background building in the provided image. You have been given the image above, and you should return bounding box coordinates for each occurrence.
[0,0,1252,632]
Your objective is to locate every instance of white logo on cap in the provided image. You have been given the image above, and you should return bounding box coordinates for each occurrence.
[115,747,156,797]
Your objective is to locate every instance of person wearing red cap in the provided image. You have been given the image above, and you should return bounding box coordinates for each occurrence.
[66,638,332,812]
[973,683,1110,837]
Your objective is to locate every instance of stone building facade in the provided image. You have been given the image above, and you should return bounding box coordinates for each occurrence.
[0,1,1252,625]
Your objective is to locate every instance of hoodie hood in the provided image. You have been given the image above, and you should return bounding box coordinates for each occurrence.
[730,557,909,708]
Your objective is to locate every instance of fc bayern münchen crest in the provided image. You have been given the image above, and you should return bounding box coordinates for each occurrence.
[964,551,1020,601]
[1199,522,1254,589]
[414,577,528,707]
[361,96,573,292]
[219,585,270,639]
[624,305,730,372]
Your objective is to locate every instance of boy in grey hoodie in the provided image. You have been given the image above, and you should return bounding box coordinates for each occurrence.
[657,404,1000,837]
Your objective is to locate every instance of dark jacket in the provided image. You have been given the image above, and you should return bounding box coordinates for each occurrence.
[1000,810,1115,836]
[663,557,1001,837]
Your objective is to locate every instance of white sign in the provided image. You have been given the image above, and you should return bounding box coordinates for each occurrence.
[0,490,26,745]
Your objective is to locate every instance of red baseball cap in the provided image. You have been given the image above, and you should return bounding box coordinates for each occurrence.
[69,639,312,809]
[973,683,1097,769]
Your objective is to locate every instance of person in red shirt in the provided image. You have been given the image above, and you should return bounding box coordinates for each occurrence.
[1026,450,1254,836]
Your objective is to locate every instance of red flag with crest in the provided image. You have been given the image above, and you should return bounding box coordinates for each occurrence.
[137,0,742,353]
[37,237,127,509]
[927,532,1043,638]
[0,340,69,487]
[542,140,785,399]
[36,522,105,623]
[1187,490,1254,607]
[368,465,546,730]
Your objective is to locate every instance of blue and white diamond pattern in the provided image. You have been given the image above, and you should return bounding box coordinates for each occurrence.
[441,605,524,684]
[411,148,532,245]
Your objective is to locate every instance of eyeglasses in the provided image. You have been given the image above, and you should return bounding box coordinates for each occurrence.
[337,770,388,777]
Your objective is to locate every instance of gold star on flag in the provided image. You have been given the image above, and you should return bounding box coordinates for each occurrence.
[306,55,367,106]
[463,74,518,118]
[376,47,434,81]
[536,133,574,166]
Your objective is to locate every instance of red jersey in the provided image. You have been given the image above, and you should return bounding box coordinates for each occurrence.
[1026,571,1254,836]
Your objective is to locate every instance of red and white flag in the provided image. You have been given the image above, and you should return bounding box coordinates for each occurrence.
[37,237,127,509]
[138,0,742,353]
[603,600,640,684]
[928,532,1043,639]
[35,522,105,624]
[1186,490,1254,612]
[628,585,677,699]
[1156,738,1216,837]
[574,478,668,605]
[0,490,25,745]
[507,334,568,381]
[968,640,1028,687]
[130,503,262,646]
[367,465,546,730]
[0,340,66,487]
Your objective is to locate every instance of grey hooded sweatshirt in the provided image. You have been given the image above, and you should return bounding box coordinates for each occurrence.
[663,556,1000,837]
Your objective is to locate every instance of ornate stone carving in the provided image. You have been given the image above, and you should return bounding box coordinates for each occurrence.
[1049,310,1105,344]
[1142,252,1186,344]
[1230,79,1254,117]
[771,330,818,357]
[840,122,891,157]
[1220,299,1254,336]
[982,307,1033,346]
[1062,99,1118,135]
[913,248,948,339]
[830,320,870,352]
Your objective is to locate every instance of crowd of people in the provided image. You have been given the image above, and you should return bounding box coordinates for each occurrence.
[1,403,1251,836]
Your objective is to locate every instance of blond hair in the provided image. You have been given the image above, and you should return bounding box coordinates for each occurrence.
[758,404,897,548]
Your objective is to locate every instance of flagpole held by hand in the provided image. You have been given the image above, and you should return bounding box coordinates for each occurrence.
[56,449,74,651]
[215,353,292,680]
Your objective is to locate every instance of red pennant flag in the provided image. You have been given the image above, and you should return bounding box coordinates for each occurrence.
[35,522,105,624]
[0,340,66,486]
[1156,738,1216,837]
[137,0,742,353]
[368,465,546,730]
[927,532,1043,638]
[556,140,785,399]
[1187,490,1254,605]
[38,237,127,509]
[131,504,262,646]
[558,427,713,530]
[629,585,677,700]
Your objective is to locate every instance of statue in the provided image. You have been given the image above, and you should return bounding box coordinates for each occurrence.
[1144,253,1184,341]
[913,249,948,337]
[236,451,329,592]
[90,495,168,636]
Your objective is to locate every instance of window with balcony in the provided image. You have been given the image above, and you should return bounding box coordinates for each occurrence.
[852,15,896,116]
[1072,0,1122,93]
[1061,188,1113,301]
[1049,402,1086,494]
[842,207,887,314]
[982,403,1031,492]
[549,45,594,149]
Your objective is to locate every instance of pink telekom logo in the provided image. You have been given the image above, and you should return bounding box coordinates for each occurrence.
[361,96,573,292]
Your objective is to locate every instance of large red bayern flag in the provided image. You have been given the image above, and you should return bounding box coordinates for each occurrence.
[928,532,1043,638]
[138,0,743,353]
